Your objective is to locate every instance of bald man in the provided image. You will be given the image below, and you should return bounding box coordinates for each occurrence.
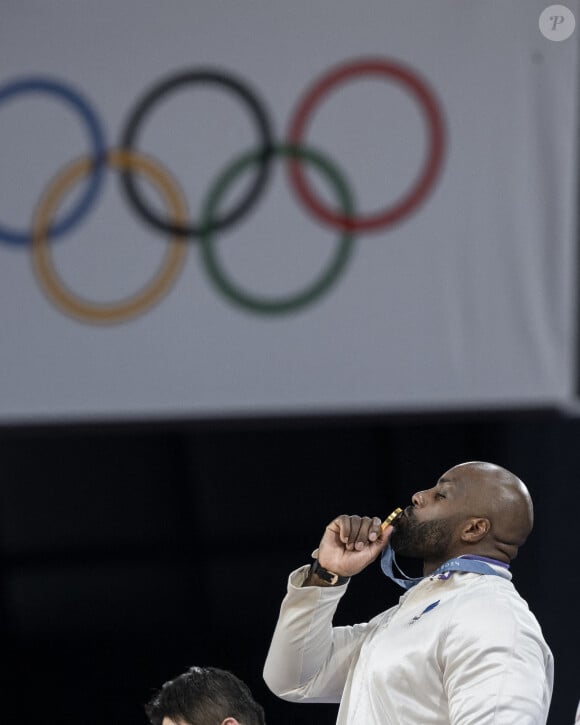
[264,461,553,724]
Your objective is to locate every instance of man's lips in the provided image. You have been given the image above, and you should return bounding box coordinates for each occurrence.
[395,506,414,526]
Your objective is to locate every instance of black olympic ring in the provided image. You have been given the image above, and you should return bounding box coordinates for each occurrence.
[119,69,274,239]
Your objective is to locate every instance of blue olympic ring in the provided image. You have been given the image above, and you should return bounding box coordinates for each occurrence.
[0,77,107,246]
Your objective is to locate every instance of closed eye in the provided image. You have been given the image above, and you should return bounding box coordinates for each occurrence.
[435,493,446,499]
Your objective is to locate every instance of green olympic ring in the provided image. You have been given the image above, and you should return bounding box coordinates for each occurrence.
[200,144,355,314]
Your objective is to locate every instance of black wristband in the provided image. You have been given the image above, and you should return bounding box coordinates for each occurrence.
[310,558,350,586]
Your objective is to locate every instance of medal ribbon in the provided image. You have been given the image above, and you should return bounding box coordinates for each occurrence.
[380,544,510,590]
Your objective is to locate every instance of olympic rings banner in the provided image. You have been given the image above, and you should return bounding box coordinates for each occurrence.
[0,0,578,423]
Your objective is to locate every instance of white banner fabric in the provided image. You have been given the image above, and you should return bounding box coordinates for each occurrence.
[0,0,578,422]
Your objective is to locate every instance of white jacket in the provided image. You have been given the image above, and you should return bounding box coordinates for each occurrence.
[264,564,553,724]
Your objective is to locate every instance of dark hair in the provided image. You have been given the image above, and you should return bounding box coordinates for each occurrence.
[144,666,266,725]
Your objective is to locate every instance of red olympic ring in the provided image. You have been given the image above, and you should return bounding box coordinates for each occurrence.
[287,58,446,233]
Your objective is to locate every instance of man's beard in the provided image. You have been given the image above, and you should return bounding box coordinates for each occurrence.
[390,516,453,560]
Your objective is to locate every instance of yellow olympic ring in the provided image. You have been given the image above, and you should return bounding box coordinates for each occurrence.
[31,149,188,324]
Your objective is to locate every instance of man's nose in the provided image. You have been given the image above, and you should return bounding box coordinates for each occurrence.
[411,491,425,507]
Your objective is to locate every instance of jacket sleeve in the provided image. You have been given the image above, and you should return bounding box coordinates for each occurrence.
[442,586,554,724]
[263,565,375,703]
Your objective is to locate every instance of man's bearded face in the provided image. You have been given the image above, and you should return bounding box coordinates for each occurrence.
[390,511,454,560]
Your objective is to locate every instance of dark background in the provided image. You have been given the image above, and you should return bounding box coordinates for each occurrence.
[0,407,577,724]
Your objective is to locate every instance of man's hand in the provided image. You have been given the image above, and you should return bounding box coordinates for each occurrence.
[305,515,392,584]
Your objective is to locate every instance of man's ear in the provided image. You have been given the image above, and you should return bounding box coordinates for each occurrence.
[220,718,241,725]
[460,517,490,543]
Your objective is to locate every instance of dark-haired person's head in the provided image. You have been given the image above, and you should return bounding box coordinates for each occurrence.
[145,666,266,725]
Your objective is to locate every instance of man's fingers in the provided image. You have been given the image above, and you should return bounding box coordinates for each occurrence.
[333,515,384,551]
[320,514,392,577]
[353,516,382,550]
[368,516,383,542]
[346,515,362,549]
[332,515,352,545]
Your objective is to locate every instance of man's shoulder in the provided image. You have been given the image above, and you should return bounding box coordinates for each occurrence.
[451,572,527,607]
[447,573,545,637]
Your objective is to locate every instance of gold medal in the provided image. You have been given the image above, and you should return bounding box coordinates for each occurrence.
[381,507,403,531]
